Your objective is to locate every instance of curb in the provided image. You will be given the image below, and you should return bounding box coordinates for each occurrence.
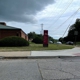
[26,56,79,59]
[0,56,79,59]
[0,56,29,59]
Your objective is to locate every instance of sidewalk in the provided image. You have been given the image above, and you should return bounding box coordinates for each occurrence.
[0,47,80,59]
[0,51,31,59]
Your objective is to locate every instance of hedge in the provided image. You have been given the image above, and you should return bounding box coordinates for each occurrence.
[0,36,29,47]
[32,36,43,44]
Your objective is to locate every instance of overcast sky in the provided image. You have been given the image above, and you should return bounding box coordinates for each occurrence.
[0,0,80,39]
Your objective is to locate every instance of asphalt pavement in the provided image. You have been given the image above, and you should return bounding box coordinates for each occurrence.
[0,58,80,80]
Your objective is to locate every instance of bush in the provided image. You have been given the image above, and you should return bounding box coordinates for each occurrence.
[32,36,43,44]
[0,36,29,47]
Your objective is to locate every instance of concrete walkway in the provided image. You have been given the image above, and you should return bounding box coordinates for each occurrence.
[0,47,80,58]
[31,47,80,57]
[0,51,30,57]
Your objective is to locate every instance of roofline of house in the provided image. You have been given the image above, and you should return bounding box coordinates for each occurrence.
[0,29,28,36]
[20,29,28,36]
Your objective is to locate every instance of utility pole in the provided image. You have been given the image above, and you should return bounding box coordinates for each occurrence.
[74,30,78,45]
[41,24,43,35]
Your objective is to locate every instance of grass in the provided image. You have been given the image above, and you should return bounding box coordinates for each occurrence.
[0,43,74,52]
[76,42,80,45]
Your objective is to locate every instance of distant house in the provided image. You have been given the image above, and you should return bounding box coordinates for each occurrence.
[0,22,28,41]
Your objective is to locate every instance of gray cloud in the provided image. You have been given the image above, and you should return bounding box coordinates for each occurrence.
[0,0,54,23]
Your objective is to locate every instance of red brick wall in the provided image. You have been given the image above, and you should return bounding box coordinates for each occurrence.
[0,29,28,41]
[21,30,28,41]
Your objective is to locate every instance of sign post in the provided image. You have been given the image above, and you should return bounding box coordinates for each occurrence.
[43,30,48,47]
[74,31,78,45]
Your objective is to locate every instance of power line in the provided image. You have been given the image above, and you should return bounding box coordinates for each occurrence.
[50,7,80,33]
[61,9,79,38]
[37,0,63,28]
[47,0,74,29]
[44,0,63,21]
[39,0,63,30]
[62,24,70,37]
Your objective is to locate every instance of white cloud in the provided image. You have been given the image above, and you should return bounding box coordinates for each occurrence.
[35,0,80,39]
[1,0,80,39]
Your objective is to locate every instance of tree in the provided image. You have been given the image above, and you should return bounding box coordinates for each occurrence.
[28,32,54,43]
[63,18,80,42]
[59,37,63,43]
[28,32,36,40]
[48,36,54,43]
[32,36,43,44]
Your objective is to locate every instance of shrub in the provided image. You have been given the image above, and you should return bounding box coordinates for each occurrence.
[32,36,43,44]
[0,36,29,47]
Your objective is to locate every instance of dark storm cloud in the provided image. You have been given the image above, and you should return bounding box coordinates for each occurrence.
[0,0,54,23]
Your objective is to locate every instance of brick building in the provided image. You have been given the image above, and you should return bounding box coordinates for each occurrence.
[0,22,28,41]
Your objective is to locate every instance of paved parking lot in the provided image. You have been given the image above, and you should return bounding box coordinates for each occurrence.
[0,57,80,80]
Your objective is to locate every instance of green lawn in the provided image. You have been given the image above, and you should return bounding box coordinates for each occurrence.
[0,44,74,52]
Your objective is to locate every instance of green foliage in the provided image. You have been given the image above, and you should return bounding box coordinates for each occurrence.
[48,36,54,43]
[28,32,36,40]
[76,42,80,45]
[0,36,29,47]
[64,18,80,42]
[59,37,64,43]
[28,32,54,43]
[32,36,43,44]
